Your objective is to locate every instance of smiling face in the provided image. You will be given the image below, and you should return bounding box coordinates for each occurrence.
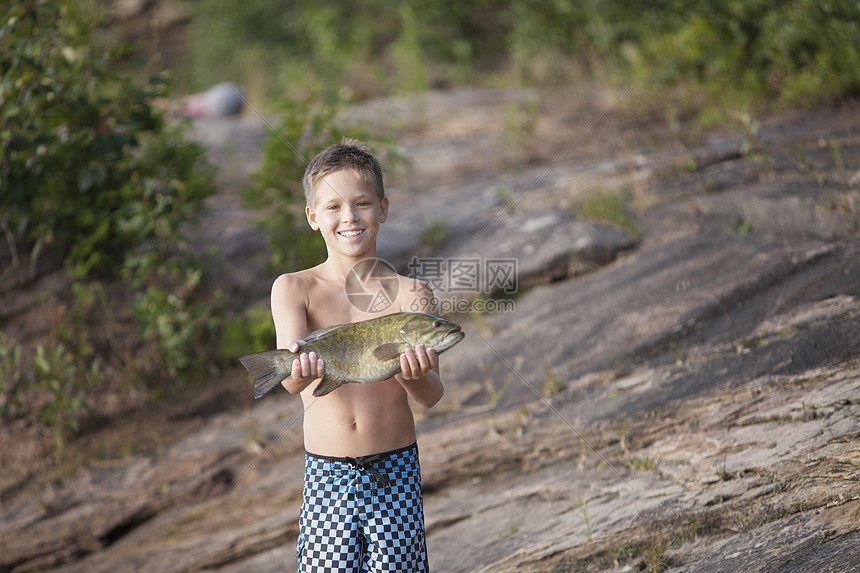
[306,169,389,259]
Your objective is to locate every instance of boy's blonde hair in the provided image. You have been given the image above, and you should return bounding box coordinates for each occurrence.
[302,138,385,206]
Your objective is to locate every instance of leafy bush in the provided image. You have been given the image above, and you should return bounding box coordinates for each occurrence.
[186,0,399,98]
[219,307,277,360]
[132,267,224,381]
[31,340,98,458]
[186,0,515,98]
[627,0,860,109]
[759,0,860,105]
[1,2,216,277]
[184,0,860,112]
[0,283,104,459]
[1,1,222,454]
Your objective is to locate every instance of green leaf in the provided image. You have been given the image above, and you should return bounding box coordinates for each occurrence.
[77,163,106,192]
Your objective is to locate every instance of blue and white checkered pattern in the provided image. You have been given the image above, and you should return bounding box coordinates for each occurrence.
[297,443,428,572]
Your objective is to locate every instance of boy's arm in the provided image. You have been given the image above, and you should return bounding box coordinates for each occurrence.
[395,280,444,408]
[271,273,324,394]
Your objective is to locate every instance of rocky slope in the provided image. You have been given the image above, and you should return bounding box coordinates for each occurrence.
[1,87,858,573]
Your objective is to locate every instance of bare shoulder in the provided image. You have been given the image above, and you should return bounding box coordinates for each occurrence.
[273,264,332,297]
[398,276,438,314]
[271,269,324,321]
[272,270,312,298]
[271,269,323,348]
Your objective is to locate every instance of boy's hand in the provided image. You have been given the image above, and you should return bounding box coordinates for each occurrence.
[397,345,437,381]
[287,340,324,392]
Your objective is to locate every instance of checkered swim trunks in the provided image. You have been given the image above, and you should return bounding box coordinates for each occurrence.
[297,442,428,572]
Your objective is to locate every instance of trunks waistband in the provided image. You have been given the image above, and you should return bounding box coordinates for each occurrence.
[305,442,418,486]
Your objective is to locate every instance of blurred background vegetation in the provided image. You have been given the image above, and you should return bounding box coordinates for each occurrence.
[180,0,860,110]
[1,0,858,458]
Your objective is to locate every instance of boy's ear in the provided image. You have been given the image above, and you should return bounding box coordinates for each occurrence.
[306,205,320,231]
[379,197,389,224]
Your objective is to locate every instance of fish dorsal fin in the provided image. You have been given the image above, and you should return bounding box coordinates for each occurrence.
[303,322,349,343]
[373,343,403,362]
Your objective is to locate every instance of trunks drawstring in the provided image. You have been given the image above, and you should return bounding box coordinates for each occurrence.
[344,454,389,486]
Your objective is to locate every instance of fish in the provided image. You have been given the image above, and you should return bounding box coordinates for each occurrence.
[239,312,465,399]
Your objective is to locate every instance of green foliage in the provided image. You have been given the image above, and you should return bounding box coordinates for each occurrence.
[760,0,860,105]
[502,96,541,166]
[132,268,223,381]
[32,341,97,459]
[578,496,594,542]
[417,220,449,250]
[629,0,860,109]
[391,3,428,93]
[243,93,408,272]
[508,0,597,83]
[219,307,277,360]
[576,192,639,238]
[0,1,224,454]
[186,0,400,98]
[186,0,517,97]
[185,0,860,113]
[0,333,24,418]
[1,1,216,278]
[1,284,104,460]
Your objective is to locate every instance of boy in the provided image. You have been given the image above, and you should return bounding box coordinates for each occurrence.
[271,139,442,571]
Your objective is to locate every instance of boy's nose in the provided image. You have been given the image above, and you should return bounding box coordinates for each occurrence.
[342,207,360,222]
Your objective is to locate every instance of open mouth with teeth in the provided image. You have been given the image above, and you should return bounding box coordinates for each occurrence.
[338,229,365,238]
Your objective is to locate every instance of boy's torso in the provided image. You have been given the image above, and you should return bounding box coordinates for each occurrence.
[293,265,418,458]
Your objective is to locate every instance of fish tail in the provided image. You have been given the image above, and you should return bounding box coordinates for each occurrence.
[238,350,294,399]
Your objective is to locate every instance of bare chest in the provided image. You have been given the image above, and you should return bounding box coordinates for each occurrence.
[304,278,407,333]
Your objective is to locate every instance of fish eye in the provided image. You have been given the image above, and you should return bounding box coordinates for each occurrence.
[433,320,441,327]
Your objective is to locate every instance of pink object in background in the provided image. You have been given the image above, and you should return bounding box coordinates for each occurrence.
[177,82,244,118]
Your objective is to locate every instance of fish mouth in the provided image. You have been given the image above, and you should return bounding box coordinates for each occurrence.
[442,325,464,344]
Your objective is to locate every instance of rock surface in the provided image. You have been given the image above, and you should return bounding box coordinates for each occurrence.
[438,210,637,289]
[1,87,859,573]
